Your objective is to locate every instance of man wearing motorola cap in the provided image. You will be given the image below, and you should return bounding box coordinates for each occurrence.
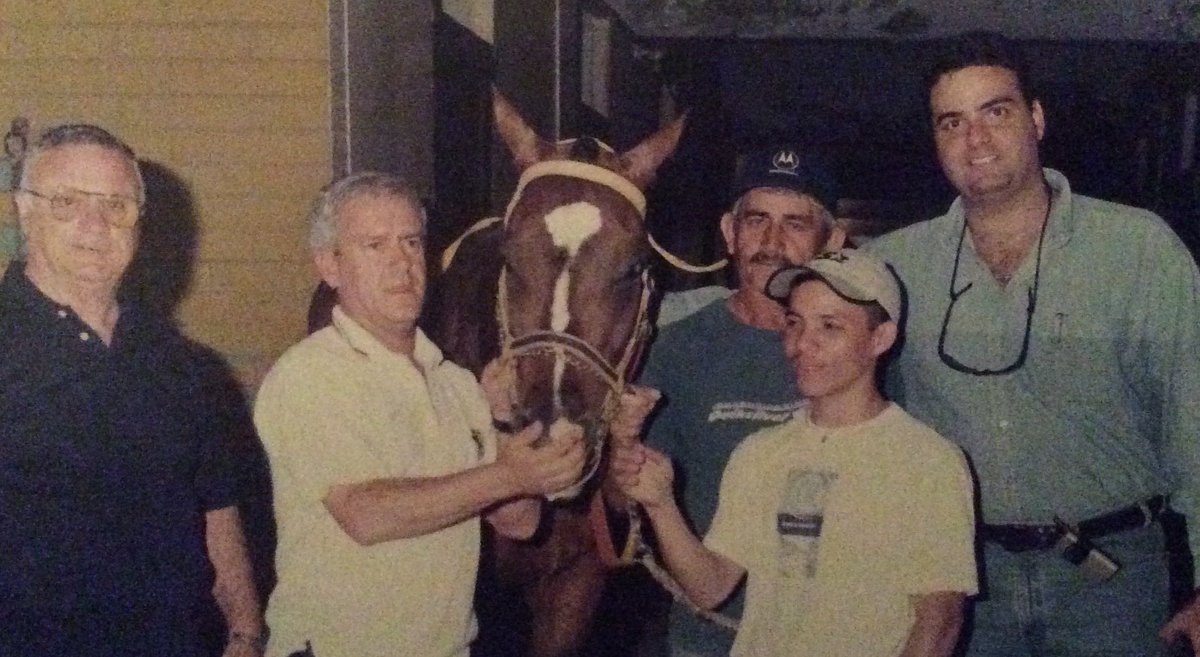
[633,145,846,656]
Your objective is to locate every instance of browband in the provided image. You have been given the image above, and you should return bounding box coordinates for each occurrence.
[503,159,647,224]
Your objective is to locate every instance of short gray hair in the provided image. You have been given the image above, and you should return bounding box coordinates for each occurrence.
[307,171,425,252]
[17,124,145,205]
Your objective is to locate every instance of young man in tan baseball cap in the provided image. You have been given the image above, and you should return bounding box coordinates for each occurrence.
[616,249,977,657]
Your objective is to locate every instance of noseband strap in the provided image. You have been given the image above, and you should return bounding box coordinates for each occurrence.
[508,331,621,390]
[497,267,652,401]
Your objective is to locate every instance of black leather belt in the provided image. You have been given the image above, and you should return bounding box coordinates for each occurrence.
[982,495,1166,553]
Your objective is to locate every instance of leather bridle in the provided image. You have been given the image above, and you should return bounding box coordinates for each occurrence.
[495,158,654,500]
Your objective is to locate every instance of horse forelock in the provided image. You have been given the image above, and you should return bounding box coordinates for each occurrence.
[553,136,622,171]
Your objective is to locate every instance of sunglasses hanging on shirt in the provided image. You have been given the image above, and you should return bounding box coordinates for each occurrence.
[936,198,1051,376]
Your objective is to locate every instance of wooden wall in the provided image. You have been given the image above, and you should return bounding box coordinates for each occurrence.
[0,0,332,386]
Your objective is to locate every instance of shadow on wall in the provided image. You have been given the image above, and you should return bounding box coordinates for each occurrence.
[121,160,198,314]
[121,160,278,641]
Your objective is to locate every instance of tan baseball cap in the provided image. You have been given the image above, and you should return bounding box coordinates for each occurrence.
[765,248,901,321]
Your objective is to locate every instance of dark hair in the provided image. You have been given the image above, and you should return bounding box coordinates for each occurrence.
[859,300,891,329]
[17,123,143,202]
[32,124,136,160]
[924,31,1037,107]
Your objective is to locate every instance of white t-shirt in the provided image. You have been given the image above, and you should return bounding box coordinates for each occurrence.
[256,307,495,657]
[706,403,977,657]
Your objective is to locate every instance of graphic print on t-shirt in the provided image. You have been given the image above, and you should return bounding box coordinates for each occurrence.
[708,400,805,424]
[777,468,837,579]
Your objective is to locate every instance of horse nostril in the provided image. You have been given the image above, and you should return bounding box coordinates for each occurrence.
[510,408,535,431]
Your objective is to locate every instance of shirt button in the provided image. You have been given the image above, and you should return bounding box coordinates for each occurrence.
[57,310,68,318]
[79,332,90,342]
[999,420,1010,429]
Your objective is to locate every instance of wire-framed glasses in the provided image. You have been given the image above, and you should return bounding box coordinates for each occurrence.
[18,187,141,229]
[936,208,1049,376]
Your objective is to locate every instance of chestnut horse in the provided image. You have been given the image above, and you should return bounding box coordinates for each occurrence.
[435,94,684,657]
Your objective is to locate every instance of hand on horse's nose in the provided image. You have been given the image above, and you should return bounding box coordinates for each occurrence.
[496,420,587,498]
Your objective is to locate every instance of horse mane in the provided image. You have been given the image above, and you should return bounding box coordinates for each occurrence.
[427,220,505,375]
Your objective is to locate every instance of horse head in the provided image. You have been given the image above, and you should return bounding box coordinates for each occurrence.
[491,92,684,498]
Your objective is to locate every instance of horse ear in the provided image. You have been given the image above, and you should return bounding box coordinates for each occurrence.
[618,112,686,190]
[493,89,553,172]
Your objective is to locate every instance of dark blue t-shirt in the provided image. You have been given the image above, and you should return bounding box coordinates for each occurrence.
[641,298,804,655]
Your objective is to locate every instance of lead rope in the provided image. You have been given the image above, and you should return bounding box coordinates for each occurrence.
[647,233,727,273]
[616,286,740,631]
[596,273,740,631]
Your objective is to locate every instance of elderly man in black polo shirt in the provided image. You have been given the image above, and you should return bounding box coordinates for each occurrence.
[0,124,263,657]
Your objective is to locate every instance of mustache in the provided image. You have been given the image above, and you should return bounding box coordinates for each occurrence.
[748,252,790,267]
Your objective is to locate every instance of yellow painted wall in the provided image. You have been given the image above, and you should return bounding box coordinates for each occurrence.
[0,0,332,387]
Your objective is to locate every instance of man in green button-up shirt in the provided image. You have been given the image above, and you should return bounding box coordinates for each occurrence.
[870,31,1200,657]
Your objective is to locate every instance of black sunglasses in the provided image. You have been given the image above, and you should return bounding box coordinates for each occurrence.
[936,206,1049,376]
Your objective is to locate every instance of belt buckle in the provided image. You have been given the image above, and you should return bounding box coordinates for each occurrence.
[1054,516,1121,582]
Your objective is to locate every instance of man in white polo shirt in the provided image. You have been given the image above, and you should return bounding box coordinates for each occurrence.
[255,172,587,657]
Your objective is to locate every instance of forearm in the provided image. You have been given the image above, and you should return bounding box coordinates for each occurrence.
[204,507,263,637]
[645,502,744,609]
[323,462,522,545]
[897,592,965,657]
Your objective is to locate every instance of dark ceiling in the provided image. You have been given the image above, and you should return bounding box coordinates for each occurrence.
[601,0,1200,40]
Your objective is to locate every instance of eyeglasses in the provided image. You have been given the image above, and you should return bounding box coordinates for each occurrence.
[937,205,1049,376]
[18,187,141,229]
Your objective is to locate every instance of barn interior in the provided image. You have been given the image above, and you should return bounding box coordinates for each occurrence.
[0,5,1197,654]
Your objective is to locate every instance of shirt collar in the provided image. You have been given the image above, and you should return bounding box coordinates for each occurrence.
[0,261,56,314]
[330,305,445,369]
[0,261,121,330]
[800,402,898,440]
[1041,168,1075,247]
[0,261,157,353]
[937,168,1076,249]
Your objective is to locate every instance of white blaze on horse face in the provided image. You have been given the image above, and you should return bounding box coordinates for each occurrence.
[544,201,603,332]
[543,201,603,417]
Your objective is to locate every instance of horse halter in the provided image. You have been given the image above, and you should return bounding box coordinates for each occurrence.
[496,157,654,497]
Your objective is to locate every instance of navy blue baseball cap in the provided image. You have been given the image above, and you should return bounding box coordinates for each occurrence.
[731,146,839,214]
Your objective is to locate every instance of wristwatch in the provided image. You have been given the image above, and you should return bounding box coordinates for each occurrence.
[230,629,270,655]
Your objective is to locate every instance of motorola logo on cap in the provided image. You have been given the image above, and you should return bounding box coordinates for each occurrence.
[770,149,800,175]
